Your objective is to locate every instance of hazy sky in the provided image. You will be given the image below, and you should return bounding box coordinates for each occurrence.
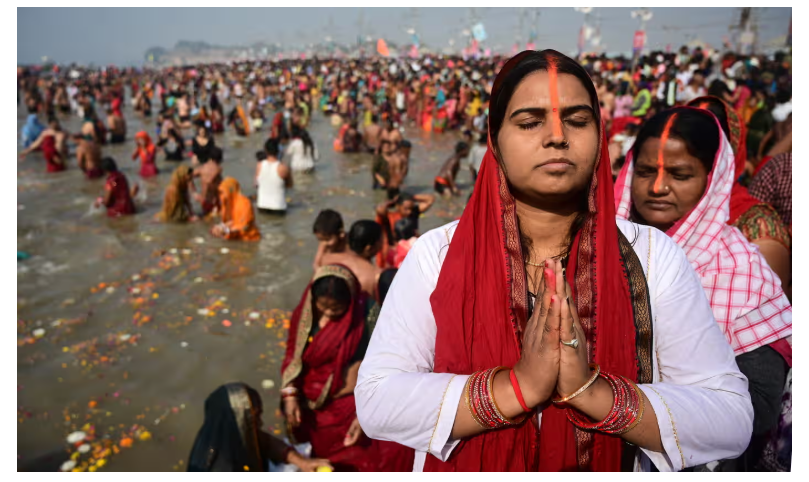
[18,7,791,65]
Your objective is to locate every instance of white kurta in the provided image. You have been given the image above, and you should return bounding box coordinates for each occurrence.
[355,219,753,472]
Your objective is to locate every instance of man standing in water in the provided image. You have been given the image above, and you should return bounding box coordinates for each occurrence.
[76,122,103,179]
[194,146,224,217]
[363,114,383,153]
[19,118,69,173]
[434,141,469,199]
[107,107,126,144]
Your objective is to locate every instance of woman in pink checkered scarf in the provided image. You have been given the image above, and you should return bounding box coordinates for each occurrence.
[613,106,792,472]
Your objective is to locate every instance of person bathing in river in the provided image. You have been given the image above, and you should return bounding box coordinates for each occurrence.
[94,157,136,217]
[132,131,159,178]
[256,139,293,215]
[434,141,470,199]
[19,118,68,173]
[374,192,435,268]
[76,122,103,179]
[157,165,197,223]
[187,382,332,472]
[107,107,126,144]
[318,220,383,299]
[193,146,224,218]
[312,209,347,271]
[211,177,261,241]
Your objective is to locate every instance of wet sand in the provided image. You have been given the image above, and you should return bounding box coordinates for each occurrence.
[16,98,471,471]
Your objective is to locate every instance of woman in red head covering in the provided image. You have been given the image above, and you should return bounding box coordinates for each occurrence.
[132,131,159,178]
[355,50,752,472]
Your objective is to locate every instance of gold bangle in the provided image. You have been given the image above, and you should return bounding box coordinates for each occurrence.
[552,363,600,404]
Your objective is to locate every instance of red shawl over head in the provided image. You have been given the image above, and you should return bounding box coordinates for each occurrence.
[426,50,641,472]
[687,95,761,225]
[281,264,366,404]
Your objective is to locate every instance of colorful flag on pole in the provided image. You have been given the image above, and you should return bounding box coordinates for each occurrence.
[377,39,390,57]
[472,23,487,42]
[526,42,536,51]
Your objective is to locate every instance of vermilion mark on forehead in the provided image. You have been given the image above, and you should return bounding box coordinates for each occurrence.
[547,57,563,138]
[654,114,678,193]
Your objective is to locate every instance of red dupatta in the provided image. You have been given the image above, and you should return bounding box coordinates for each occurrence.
[281,265,367,409]
[425,50,650,472]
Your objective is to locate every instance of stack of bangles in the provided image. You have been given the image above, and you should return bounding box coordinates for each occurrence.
[280,386,298,400]
[552,364,645,435]
[466,366,529,429]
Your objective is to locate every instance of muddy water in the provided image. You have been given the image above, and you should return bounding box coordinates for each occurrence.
[16,99,470,471]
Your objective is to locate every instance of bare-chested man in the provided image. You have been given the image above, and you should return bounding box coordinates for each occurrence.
[378,120,403,155]
[193,146,224,217]
[107,108,126,144]
[319,220,383,299]
[75,122,103,179]
[434,141,469,199]
[177,93,192,129]
[363,114,382,153]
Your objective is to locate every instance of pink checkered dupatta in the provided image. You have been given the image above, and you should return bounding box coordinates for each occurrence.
[613,116,791,355]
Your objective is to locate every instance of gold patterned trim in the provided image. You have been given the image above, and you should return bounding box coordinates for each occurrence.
[428,375,458,454]
[281,265,359,390]
[618,230,654,384]
[646,386,686,470]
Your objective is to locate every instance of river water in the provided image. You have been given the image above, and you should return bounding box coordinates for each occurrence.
[17,99,468,471]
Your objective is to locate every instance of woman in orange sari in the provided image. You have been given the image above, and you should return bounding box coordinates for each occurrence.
[211,177,260,241]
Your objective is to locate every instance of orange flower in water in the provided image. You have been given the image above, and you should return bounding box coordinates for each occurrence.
[88,400,98,409]
[222,320,232,327]
[119,437,133,448]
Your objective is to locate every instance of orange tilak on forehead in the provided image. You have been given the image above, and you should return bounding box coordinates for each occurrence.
[654,114,678,193]
[547,57,563,138]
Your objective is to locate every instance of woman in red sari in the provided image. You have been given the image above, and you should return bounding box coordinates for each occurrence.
[281,265,412,472]
[95,157,136,218]
[132,131,159,178]
[355,50,752,472]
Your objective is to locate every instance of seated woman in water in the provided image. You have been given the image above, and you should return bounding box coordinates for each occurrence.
[614,106,792,471]
[156,165,197,223]
[356,50,752,472]
[131,131,159,178]
[94,157,136,218]
[686,95,791,299]
[283,125,318,173]
[211,177,261,241]
[189,125,215,166]
[281,265,413,472]
[187,382,332,472]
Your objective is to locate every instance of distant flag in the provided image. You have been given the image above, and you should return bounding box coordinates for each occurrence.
[377,39,390,57]
[472,23,487,42]
[512,43,519,55]
[411,34,420,48]
[484,48,491,57]
[409,44,419,58]
[526,42,536,51]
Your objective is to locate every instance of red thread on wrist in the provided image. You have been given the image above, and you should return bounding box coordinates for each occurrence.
[509,369,531,413]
